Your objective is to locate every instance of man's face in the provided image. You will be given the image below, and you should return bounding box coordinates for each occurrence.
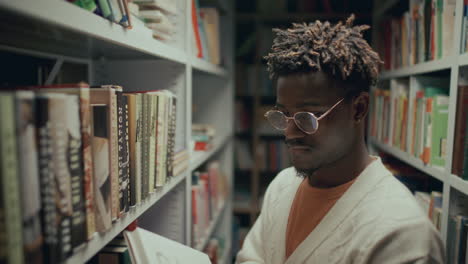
[276,71,356,176]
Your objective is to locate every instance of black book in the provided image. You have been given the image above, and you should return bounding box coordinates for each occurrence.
[117,91,130,214]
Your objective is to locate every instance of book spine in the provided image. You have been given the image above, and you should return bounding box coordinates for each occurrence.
[135,94,142,204]
[462,114,468,180]
[148,95,157,193]
[36,96,59,263]
[0,93,24,264]
[141,94,150,199]
[78,89,96,240]
[123,95,131,212]
[91,105,112,232]
[66,96,87,250]
[15,92,43,263]
[154,95,160,189]
[115,91,127,214]
[125,94,137,207]
[109,90,120,220]
[49,96,73,261]
[168,95,177,179]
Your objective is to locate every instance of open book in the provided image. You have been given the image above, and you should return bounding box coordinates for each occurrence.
[124,227,210,263]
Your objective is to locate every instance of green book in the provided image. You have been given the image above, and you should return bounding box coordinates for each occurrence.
[430,95,449,167]
[0,93,24,264]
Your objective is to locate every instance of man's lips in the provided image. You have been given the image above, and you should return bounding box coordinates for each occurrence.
[287,145,312,151]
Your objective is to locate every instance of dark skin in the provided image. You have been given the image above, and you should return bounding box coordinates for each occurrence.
[275,71,374,188]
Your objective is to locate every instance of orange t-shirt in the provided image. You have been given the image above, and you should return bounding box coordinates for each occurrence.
[285,178,356,259]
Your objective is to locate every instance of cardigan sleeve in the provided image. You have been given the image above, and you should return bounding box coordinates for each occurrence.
[235,169,283,263]
[235,213,266,264]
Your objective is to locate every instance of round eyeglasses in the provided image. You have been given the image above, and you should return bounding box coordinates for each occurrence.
[264,98,344,134]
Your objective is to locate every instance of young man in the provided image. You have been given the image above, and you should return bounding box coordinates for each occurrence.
[236,16,444,264]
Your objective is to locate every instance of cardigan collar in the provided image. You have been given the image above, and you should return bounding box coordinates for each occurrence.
[279,156,390,264]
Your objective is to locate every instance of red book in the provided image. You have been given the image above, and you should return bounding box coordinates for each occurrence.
[192,0,203,58]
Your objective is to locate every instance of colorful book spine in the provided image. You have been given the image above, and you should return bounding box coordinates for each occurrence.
[0,93,24,264]
[15,91,43,263]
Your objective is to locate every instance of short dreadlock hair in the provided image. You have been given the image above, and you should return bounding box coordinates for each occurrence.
[264,15,383,98]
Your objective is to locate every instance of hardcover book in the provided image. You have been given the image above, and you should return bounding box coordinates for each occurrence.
[14,91,43,263]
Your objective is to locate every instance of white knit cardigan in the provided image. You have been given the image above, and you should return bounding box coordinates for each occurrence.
[236,157,445,264]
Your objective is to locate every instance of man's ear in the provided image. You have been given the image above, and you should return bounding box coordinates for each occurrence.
[352,92,369,124]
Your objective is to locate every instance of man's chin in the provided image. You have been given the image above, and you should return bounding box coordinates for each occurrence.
[293,164,317,178]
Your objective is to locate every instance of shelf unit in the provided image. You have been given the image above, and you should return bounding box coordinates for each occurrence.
[370,0,468,246]
[0,0,234,263]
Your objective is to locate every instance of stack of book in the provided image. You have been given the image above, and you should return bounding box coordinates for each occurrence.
[69,0,132,28]
[446,194,468,264]
[192,0,221,65]
[370,78,450,168]
[89,236,131,264]
[191,162,228,248]
[133,0,178,41]
[414,191,443,230]
[192,124,216,151]
[377,0,455,70]
[0,84,179,263]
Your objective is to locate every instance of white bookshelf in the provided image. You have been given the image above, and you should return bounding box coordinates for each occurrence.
[195,201,227,251]
[65,172,187,264]
[0,0,234,263]
[371,0,467,247]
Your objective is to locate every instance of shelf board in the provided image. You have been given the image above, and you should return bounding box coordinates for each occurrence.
[379,56,453,80]
[449,174,468,196]
[190,133,231,171]
[191,57,228,77]
[0,0,187,62]
[458,52,468,67]
[370,139,446,182]
[195,201,227,251]
[65,171,187,264]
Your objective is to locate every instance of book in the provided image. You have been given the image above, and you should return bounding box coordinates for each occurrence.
[191,0,204,58]
[123,94,139,207]
[117,91,130,214]
[430,95,449,167]
[31,84,96,240]
[14,91,43,263]
[0,93,24,264]
[148,94,157,194]
[452,85,468,176]
[199,8,220,65]
[47,93,75,261]
[124,227,210,263]
[61,95,88,250]
[91,104,113,232]
[35,95,59,263]
[91,87,120,221]
[141,94,150,200]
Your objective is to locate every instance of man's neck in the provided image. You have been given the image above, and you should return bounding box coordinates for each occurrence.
[307,141,373,188]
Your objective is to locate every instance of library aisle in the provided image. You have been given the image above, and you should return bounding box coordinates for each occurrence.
[0,0,233,263]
